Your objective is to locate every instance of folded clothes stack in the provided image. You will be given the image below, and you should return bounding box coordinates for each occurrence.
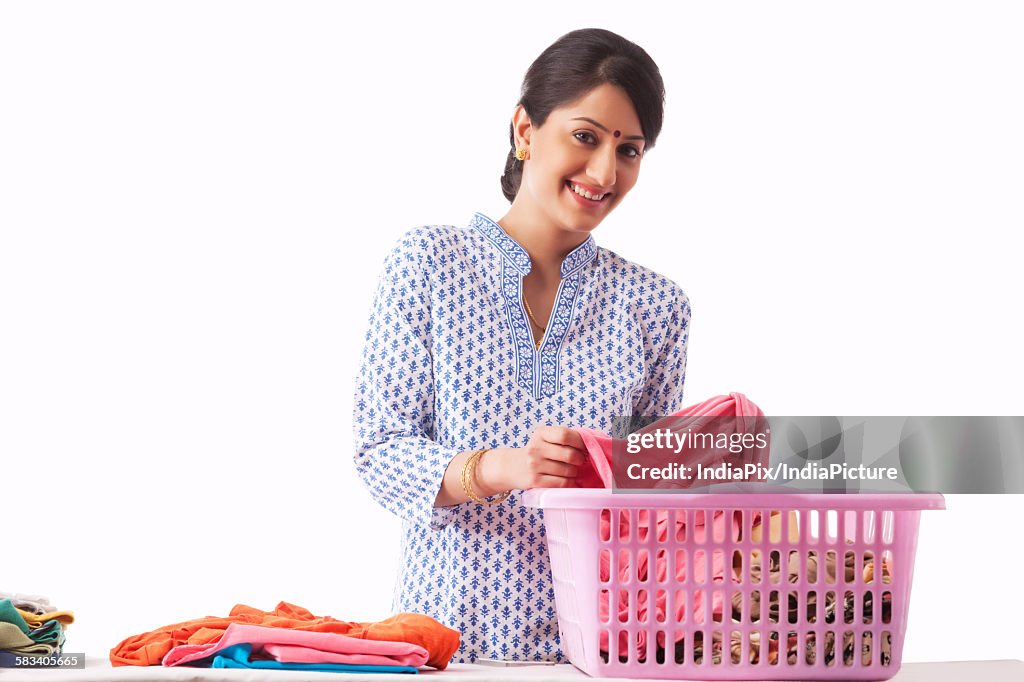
[110,601,461,674]
[0,592,76,667]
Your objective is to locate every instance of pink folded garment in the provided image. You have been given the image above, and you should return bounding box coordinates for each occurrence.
[570,392,767,657]
[163,623,429,668]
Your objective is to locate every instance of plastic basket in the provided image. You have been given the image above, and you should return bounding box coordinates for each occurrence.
[523,487,944,680]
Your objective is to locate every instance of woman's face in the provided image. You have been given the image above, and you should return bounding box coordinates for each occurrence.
[516,82,646,235]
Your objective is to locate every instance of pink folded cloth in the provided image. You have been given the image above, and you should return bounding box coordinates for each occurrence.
[163,623,429,668]
[574,392,766,489]
[570,392,767,658]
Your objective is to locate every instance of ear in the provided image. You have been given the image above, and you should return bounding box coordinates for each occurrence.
[512,104,533,151]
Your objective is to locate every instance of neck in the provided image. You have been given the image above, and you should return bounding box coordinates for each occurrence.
[497,203,589,283]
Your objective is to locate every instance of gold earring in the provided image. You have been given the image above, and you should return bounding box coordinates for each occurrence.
[515,148,527,161]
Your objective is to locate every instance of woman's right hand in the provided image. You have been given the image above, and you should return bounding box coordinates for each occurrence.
[477,425,589,492]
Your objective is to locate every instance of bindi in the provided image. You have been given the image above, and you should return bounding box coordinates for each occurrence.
[613,130,621,138]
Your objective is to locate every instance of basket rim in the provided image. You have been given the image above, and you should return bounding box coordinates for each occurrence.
[522,487,946,511]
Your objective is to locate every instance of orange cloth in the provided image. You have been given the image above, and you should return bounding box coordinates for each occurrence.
[109,602,460,670]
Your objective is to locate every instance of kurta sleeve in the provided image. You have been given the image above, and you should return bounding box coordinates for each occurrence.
[352,228,460,532]
[632,283,691,422]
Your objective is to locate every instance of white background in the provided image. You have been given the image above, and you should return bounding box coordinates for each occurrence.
[1,0,1022,665]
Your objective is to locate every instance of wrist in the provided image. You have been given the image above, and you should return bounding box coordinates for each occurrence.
[475,447,510,496]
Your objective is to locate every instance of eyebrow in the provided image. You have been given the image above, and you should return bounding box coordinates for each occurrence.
[570,117,646,142]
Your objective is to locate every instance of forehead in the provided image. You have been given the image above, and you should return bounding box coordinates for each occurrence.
[550,83,642,133]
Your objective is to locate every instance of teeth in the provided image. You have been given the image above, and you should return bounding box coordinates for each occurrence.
[569,182,605,201]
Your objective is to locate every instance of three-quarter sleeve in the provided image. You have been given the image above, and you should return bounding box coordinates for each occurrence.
[632,284,691,420]
[352,228,460,531]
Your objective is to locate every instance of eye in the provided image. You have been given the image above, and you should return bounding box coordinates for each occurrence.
[620,145,642,159]
[573,131,597,144]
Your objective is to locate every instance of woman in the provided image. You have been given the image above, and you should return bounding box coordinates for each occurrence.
[353,28,690,663]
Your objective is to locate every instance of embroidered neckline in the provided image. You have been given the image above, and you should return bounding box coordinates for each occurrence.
[470,212,594,399]
[470,212,596,278]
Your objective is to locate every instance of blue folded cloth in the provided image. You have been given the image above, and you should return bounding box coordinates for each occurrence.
[210,643,419,674]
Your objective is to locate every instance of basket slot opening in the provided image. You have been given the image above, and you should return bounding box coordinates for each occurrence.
[675,549,687,583]
[618,589,629,623]
[599,589,610,624]
[731,549,743,584]
[618,510,630,542]
[807,590,817,624]
[881,630,892,666]
[713,511,726,543]
[712,631,723,665]
[808,509,821,543]
[694,510,707,544]
[805,631,816,665]
[863,510,877,543]
[788,550,801,584]
[729,631,743,664]
[882,510,895,544]
[824,630,836,667]
[693,630,704,665]
[881,549,893,585]
[675,510,687,542]
[599,508,610,542]
[842,631,855,667]
[750,590,761,624]
[826,509,838,543]
[655,589,667,623]
[712,589,724,623]
[843,590,855,624]
[807,549,819,584]
[655,548,667,583]
[768,550,781,584]
[824,590,836,624]
[637,508,651,543]
[787,590,799,624]
[768,590,780,624]
[844,550,856,584]
[768,631,779,665]
[636,589,649,623]
[695,549,707,584]
[825,550,838,584]
[674,589,686,624]
[861,631,873,666]
[863,550,876,585]
[674,630,685,664]
[599,549,610,583]
[882,590,892,624]
[786,630,799,665]
[617,549,631,586]
[863,591,873,625]
[636,549,649,584]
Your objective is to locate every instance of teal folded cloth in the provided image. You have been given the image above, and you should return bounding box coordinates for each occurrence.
[0,601,31,635]
[210,644,419,674]
[29,621,64,647]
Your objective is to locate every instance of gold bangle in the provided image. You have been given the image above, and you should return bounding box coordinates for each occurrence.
[461,448,510,505]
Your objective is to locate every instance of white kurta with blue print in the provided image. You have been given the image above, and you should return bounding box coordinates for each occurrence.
[353,212,691,663]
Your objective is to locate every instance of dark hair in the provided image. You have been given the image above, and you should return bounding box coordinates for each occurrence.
[500,28,666,203]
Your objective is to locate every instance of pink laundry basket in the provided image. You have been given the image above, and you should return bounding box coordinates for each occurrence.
[523,487,944,680]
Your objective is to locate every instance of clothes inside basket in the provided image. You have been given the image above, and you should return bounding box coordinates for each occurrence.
[598,510,893,667]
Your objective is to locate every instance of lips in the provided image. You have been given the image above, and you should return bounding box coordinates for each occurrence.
[565,180,610,203]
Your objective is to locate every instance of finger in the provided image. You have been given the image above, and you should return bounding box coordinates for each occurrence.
[537,460,580,479]
[540,425,586,450]
[544,444,588,467]
[534,474,578,489]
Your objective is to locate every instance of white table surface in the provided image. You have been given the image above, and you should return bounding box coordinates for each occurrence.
[0,658,1020,682]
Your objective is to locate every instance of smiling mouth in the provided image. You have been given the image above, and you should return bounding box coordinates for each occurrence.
[565,181,610,202]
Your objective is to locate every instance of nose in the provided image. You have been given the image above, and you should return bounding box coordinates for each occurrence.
[587,145,617,189]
